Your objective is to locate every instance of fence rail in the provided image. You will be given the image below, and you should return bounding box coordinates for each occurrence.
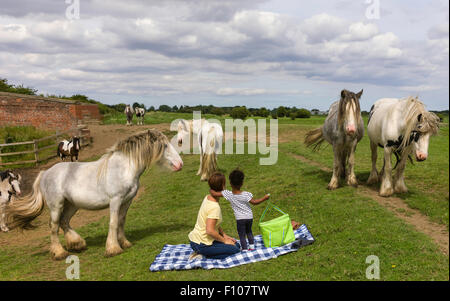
[0,125,91,167]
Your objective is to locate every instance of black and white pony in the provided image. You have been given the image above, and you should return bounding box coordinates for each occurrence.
[57,136,81,162]
[135,107,146,125]
[124,105,134,126]
[305,89,364,190]
[366,97,440,197]
[0,170,21,232]
[6,130,183,259]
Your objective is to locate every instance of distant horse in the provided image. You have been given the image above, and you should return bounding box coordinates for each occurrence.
[6,130,183,259]
[305,89,364,190]
[366,97,440,197]
[0,170,21,232]
[124,105,134,126]
[176,119,222,181]
[57,136,81,162]
[135,107,146,125]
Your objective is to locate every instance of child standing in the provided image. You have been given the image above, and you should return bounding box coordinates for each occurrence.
[210,169,269,250]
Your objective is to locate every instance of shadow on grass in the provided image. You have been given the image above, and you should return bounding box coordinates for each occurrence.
[83,223,186,247]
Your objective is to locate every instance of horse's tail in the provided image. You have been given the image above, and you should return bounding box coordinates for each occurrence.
[304,127,325,151]
[200,127,219,180]
[6,171,45,230]
[56,142,62,158]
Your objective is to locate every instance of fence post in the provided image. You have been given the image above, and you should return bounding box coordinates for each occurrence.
[34,140,39,166]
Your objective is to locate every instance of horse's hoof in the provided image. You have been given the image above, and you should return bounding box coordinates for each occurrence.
[50,246,69,261]
[379,188,393,197]
[367,175,378,185]
[394,185,408,194]
[347,178,358,187]
[67,240,87,252]
[327,184,338,190]
[105,245,124,257]
[0,226,9,232]
[119,239,133,249]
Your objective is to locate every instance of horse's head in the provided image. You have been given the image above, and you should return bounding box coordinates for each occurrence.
[176,120,189,147]
[1,170,22,197]
[72,136,81,151]
[338,89,363,137]
[161,139,183,171]
[410,112,440,162]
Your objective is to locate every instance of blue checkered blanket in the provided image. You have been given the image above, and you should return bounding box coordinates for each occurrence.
[149,224,314,271]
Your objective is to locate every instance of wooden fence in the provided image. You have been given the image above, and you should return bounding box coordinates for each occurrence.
[0,125,91,167]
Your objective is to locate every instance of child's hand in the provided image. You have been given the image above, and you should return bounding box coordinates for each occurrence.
[264,194,270,200]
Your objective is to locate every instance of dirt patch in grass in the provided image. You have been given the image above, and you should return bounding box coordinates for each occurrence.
[287,152,449,255]
[0,123,170,248]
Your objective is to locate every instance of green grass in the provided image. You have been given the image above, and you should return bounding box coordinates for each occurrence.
[0,114,448,281]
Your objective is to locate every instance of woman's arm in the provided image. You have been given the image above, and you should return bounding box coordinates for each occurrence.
[206,218,235,245]
[249,194,270,205]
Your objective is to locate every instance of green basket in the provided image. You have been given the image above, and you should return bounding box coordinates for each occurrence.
[259,202,295,248]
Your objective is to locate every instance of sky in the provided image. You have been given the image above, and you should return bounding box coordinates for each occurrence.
[0,0,448,111]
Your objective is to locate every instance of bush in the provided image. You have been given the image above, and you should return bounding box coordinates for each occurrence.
[230,106,250,119]
[296,108,311,118]
[290,112,297,120]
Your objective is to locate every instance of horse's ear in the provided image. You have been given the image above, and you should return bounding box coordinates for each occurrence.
[341,90,347,99]
[356,89,363,98]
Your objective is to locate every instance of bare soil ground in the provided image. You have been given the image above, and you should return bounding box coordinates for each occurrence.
[0,123,171,248]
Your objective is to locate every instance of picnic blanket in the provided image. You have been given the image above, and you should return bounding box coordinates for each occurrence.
[149,224,314,271]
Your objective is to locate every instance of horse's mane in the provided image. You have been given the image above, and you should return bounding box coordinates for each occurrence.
[399,96,440,152]
[337,90,362,128]
[97,129,168,181]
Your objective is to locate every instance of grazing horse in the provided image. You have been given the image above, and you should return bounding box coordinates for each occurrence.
[57,136,81,162]
[176,119,222,181]
[305,89,364,190]
[124,105,134,126]
[5,130,183,260]
[135,107,146,125]
[0,170,21,232]
[366,97,440,197]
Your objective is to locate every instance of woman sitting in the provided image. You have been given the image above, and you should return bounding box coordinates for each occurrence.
[188,172,241,260]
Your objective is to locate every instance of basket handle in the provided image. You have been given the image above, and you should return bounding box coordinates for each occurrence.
[259,201,288,223]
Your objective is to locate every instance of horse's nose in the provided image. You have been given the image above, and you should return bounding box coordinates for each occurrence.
[346,125,356,136]
[416,151,427,161]
[173,161,183,171]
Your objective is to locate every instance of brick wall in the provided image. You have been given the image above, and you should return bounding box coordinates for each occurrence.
[0,92,101,131]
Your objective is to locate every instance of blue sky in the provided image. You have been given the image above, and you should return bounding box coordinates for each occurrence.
[0,0,448,110]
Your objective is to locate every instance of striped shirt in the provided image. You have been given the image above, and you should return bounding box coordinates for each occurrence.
[222,190,254,220]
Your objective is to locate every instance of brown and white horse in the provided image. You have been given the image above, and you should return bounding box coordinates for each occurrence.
[57,136,81,162]
[0,170,21,232]
[135,107,146,125]
[305,89,364,190]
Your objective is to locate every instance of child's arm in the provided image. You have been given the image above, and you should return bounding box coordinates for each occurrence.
[249,193,270,205]
[209,189,223,198]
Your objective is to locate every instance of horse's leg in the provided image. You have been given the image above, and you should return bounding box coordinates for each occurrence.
[394,152,409,194]
[346,140,358,187]
[49,207,69,260]
[367,141,379,184]
[117,199,132,249]
[0,202,9,232]
[105,198,123,257]
[379,147,394,197]
[328,145,340,190]
[60,202,86,252]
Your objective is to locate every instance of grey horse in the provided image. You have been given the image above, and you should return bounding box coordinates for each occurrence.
[304,89,364,190]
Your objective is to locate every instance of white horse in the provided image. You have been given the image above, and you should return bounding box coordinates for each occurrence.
[5,130,183,259]
[124,105,134,126]
[305,89,364,190]
[176,119,223,181]
[366,97,440,197]
[135,107,146,125]
[0,170,21,232]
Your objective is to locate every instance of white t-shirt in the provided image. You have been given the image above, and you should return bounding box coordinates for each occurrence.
[222,190,253,220]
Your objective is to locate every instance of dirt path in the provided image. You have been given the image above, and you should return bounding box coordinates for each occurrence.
[0,123,171,248]
[287,152,449,255]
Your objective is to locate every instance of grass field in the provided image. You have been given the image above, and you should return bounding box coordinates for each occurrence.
[0,113,448,281]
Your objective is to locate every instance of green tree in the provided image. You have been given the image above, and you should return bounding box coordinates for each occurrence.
[296,108,311,118]
[230,106,250,119]
[277,106,287,117]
